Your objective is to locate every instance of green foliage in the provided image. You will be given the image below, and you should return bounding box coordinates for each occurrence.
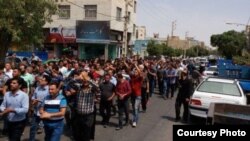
[0,0,56,61]
[147,40,184,57]
[146,40,162,56]
[211,30,246,59]
[233,51,250,66]
[174,48,183,56]
[162,46,174,56]
[186,47,196,57]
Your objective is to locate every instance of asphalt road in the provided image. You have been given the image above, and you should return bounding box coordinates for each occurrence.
[0,90,189,141]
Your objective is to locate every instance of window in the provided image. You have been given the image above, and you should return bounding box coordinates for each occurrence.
[58,5,70,19]
[116,7,122,21]
[134,1,137,13]
[84,5,97,19]
[136,30,138,39]
[133,24,136,36]
[128,12,131,22]
[197,81,241,96]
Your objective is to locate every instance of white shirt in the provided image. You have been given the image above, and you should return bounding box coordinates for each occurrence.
[4,69,13,78]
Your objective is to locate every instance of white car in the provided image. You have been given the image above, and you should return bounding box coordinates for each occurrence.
[204,66,218,76]
[189,77,247,118]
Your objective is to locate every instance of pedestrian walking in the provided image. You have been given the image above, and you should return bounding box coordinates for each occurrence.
[115,73,131,130]
[175,69,193,123]
[29,75,50,141]
[130,64,143,127]
[0,77,29,141]
[99,74,115,128]
[39,82,67,141]
[73,71,100,141]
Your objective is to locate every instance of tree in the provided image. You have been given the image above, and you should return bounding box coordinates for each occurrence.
[173,48,183,57]
[211,30,246,59]
[0,0,56,62]
[186,47,196,57]
[147,40,162,56]
[162,46,174,56]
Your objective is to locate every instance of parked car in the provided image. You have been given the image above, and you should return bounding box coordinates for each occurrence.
[189,77,249,119]
[204,66,218,76]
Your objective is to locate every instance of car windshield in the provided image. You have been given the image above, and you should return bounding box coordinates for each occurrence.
[206,67,217,71]
[197,81,241,96]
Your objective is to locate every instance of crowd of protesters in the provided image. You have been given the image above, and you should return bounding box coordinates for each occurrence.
[0,54,206,141]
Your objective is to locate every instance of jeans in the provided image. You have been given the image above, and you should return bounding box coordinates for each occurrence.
[149,79,155,97]
[29,115,42,141]
[43,119,64,141]
[7,119,26,141]
[167,83,175,98]
[163,79,168,97]
[117,99,129,127]
[131,96,142,123]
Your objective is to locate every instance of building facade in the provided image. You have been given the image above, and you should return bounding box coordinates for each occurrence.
[135,26,146,40]
[167,36,205,49]
[44,0,137,60]
[133,36,167,58]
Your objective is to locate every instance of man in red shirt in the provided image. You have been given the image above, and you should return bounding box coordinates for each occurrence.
[115,73,131,130]
[130,64,143,127]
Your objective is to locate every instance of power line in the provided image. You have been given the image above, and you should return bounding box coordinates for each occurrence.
[137,1,169,26]
[66,0,138,26]
[143,0,170,22]
[65,0,118,19]
[136,2,170,37]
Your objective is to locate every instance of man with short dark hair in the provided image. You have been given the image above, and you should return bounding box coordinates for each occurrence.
[99,74,115,128]
[73,71,100,141]
[115,73,131,130]
[0,78,29,141]
[29,75,50,141]
[40,82,67,141]
[175,70,193,123]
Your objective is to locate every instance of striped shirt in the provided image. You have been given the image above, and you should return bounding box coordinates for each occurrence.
[41,93,67,120]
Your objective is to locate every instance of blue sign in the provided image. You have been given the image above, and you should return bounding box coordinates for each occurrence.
[76,21,110,40]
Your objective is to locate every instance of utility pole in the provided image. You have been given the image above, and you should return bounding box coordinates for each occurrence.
[122,0,132,57]
[122,0,128,57]
[184,31,189,58]
[171,20,177,37]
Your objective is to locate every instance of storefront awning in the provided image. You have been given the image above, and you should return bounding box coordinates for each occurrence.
[45,33,64,43]
[64,37,76,43]
[45,33,76,44]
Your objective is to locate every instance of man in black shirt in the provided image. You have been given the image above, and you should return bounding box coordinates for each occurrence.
[175,69,193,123]
[99,74,115,127]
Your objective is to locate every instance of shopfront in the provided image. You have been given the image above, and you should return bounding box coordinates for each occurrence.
[76,21,119,60]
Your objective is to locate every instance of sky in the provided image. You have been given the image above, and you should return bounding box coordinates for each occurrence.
[136,0,250,47]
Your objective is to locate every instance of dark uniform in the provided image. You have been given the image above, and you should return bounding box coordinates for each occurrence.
[175,76,193,122]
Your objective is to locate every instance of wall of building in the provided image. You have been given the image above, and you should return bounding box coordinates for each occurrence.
[135,26,146,40]
[44,0,136,33]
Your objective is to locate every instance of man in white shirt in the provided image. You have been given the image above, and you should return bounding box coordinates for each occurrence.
[4,63,13,78]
